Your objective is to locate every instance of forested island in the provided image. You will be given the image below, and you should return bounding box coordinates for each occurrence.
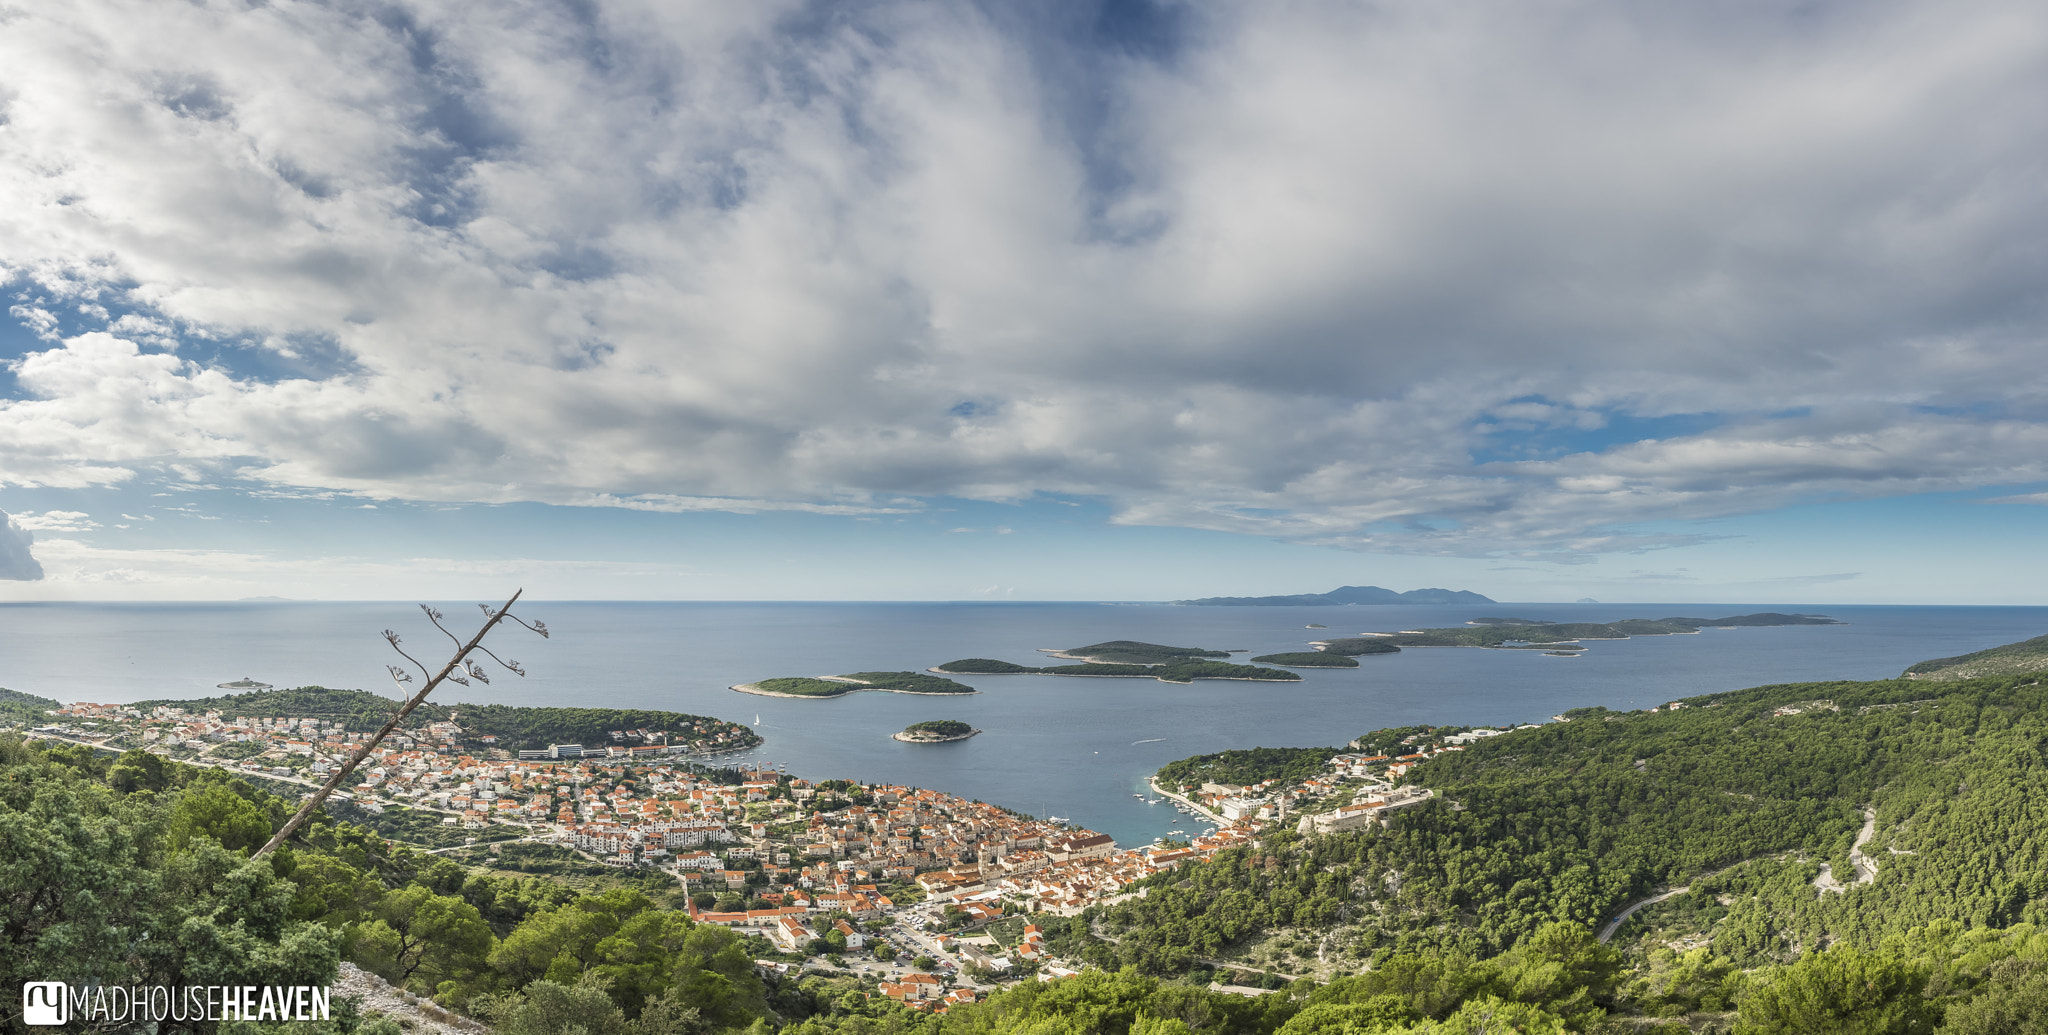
[1250,652,1361,668]
[934,642,1300,683]
[1175,585,1496,606]
[893,719,980,743]
[733,671,977,698]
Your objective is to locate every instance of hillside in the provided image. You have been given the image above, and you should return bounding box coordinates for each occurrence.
[1905,631,2048,680]
[0,686,60,724]
[1175,585,1495,606]
[1081,671,2048,989]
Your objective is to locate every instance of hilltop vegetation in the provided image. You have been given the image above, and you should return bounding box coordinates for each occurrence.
[840,671,977,694]
[0,686,59,724]
[744,672,976,697]
[750,677,860,696]
[1156,747,1341,791]
[1251,652,1362,668]
[1051,640,1233,664]
[1906,631,2048,680]
[1151,661,1299,683]
[903,719,975,737]
[933,658,1035,673]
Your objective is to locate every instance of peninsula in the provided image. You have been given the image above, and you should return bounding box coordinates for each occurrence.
[1174,585,1495,606]
[892,719,981,743]
[1905,631,2048,680]
[731,671,977,698]
[1308,612,1843,657]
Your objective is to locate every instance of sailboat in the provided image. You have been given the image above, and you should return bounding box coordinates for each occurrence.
[754,714,761,725]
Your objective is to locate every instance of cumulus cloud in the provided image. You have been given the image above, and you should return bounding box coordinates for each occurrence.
[2,0,2047,557]
[0,511,46,580]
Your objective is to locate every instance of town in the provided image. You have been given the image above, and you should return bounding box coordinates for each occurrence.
[27,699,1517,1007]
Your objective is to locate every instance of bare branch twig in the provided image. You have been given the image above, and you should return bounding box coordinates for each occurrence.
[253,588,536,858]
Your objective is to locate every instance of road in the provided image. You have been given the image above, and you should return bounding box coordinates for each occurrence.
[1598,887,1690,943]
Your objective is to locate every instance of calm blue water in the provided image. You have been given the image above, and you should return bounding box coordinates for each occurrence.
[3,601,2043,845]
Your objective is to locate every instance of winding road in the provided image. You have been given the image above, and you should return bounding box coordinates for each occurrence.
[1598,887,1690,943]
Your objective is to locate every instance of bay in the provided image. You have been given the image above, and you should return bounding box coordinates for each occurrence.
[3,600,2043,845]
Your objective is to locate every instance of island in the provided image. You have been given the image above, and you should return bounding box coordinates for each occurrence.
[732,671,977,698]
[1041,640,1232,664]
[1905,632,2048,680]
[933,642,1301,683]
[1301,612,1842,658]
[893,719,981,743]
[1250,652,1360,668]
[1174,585,1495,606]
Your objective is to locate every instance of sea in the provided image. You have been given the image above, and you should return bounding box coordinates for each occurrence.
[3,600,2043,846]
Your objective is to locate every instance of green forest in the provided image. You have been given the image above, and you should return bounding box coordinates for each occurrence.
[933,659,1035,673]
[1250,653,1362,669]
[753,677,862,697]
[901,720,976,737]
[1156,748,1341,791]
[1906,632,2048,680]
[0,686,59,724]
[839,672,977,694]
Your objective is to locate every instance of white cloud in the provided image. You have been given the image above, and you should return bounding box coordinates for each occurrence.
[7,510,99,533]
[0,511,46,580]
[12,536,702,598]
[1,0,2047,558]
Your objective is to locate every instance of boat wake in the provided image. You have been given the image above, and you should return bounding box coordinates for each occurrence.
[1131,738,1165,745]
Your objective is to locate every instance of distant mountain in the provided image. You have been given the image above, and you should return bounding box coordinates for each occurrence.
[1173,585,1495,606]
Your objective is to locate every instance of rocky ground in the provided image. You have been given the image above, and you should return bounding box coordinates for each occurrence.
[335,963,492,1034]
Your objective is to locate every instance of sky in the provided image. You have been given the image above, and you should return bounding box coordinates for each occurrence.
[2,0,2047,604]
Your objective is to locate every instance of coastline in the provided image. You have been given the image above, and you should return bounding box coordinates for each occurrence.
[729,682,980,699]
[1147,776,1227,825]
[892,728,982,744]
